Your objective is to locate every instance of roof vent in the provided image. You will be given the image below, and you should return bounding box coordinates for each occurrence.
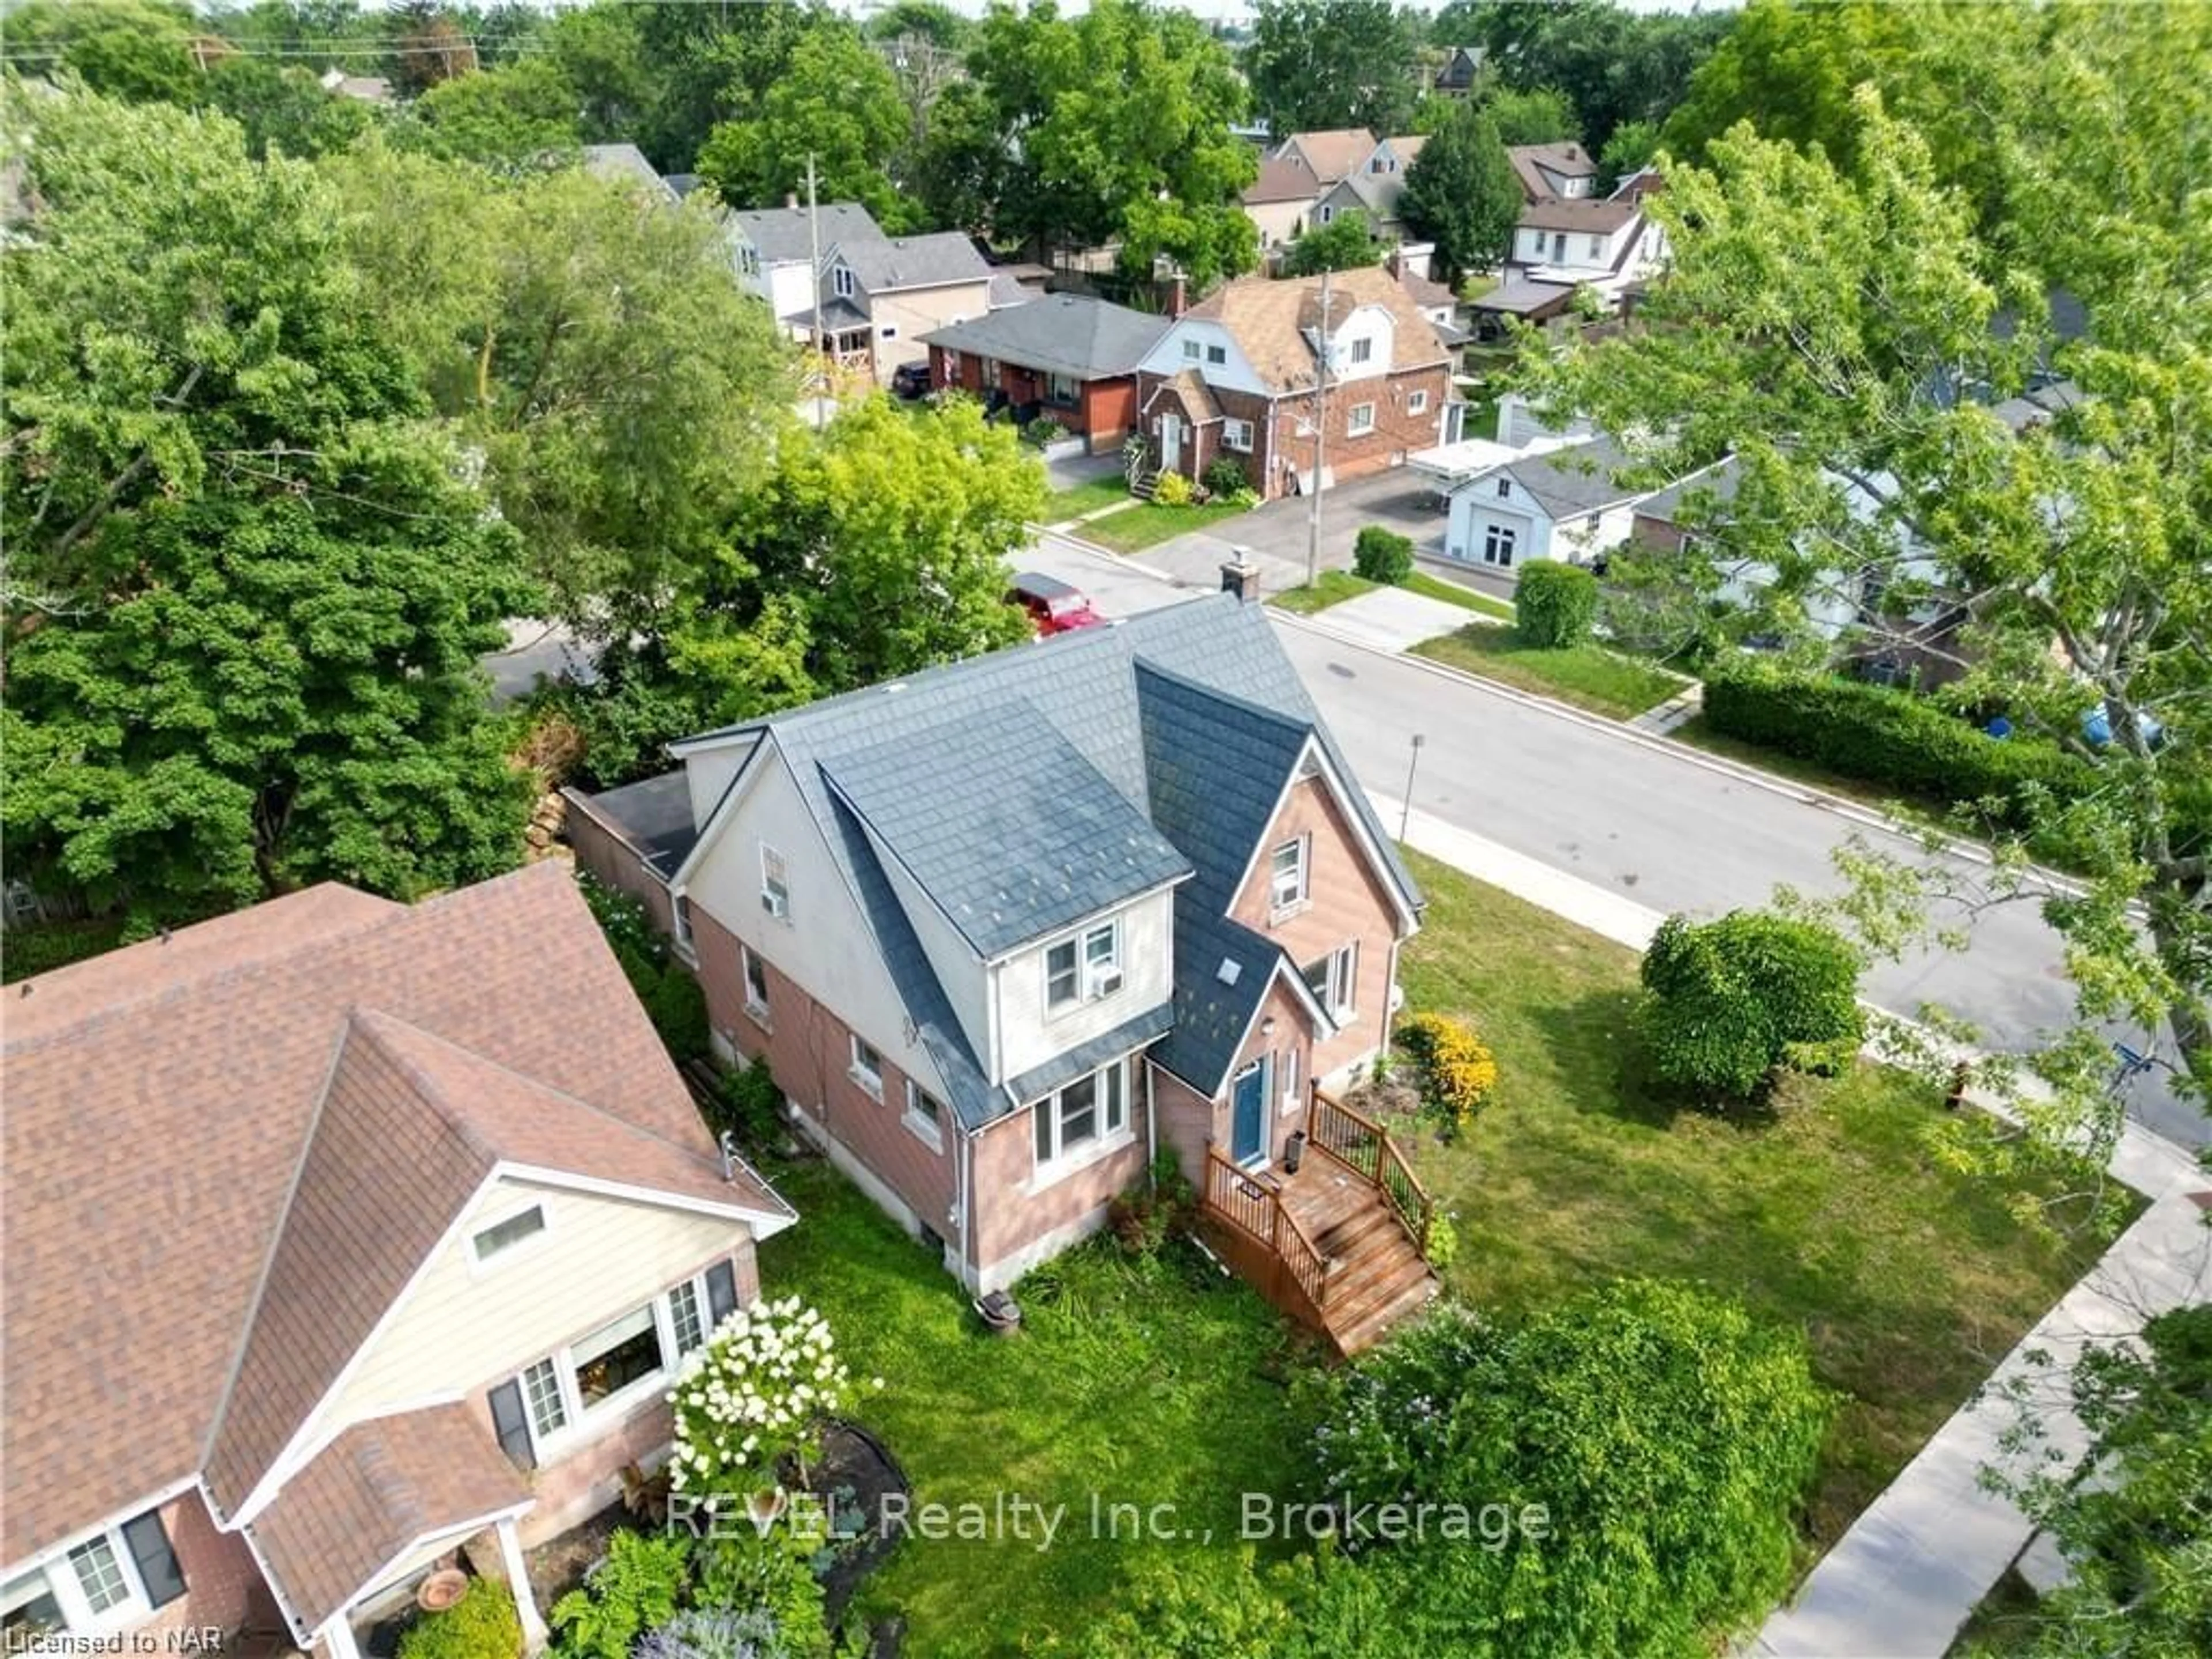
[1216,958,1241,986]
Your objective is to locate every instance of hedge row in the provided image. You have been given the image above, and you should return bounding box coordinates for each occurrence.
[1700,657,2093,828]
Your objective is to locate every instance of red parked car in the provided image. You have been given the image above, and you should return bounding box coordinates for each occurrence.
[1007,572,1106,635]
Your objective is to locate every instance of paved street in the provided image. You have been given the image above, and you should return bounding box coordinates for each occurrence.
[1016,532,2201,1146]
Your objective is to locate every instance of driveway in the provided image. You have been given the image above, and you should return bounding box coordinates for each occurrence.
[1139,471,1451,597]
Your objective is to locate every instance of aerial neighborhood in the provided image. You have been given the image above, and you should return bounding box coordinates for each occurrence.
[3,5,2206,1659]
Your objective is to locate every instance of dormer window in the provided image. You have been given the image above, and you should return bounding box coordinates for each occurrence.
[1349,336,1374,365]
[1046,921,1122,1011]
[833,265,855,299]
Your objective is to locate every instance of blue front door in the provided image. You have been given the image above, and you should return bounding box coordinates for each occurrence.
[1231,1062,1267,1165]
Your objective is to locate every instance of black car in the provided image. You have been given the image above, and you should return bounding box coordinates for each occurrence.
[891,361,932,400]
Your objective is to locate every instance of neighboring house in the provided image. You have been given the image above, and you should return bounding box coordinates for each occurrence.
[581,143,678,204]
[1506,141,1598,203]
[1130,264,1456,501]
[1495,151,1666,311]
[1308,134,1428,241]
[727,201,889,335]
[1433,45,1485,96]
[318,66,391,103]
[816,232,997,385]
[1390,253,1465,345]
[1,866,794,1659]
[920,294,1171,451]
[567,596,1435,1351]
[1272,127,1380,190]
[1444,433,1657,569]
[1242,151,1325,250]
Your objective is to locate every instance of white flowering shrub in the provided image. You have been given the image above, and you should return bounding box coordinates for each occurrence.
[667,1297,866,1492]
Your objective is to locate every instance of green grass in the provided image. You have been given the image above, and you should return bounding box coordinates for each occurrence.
[760,1165,1309,1655]
[1041,476,1134,521]
[1946,1568,2044,1656]
[1402,570,1515,621]
[1395,849,2115,1548]
[1415,623,1688,718]
[1079,498,1251,554]
[1271,570,1378,614]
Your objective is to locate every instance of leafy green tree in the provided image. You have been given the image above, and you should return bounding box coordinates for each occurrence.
[541,1,653,145]
[1482,84,1578,146]
[1979,1305,2212,1658]
[1245,0,1423,137]
[695,23,913,228]
[1305,1285,1833,1656]
[866,1,972,51]
[1512,560,1599,647]
[1598,115,1659,188]
[200,55,382,160]
[397,57,582,168]
[2,89,531,919]
[1282,209,1379,275]
[1660,0,1918,173]
[631,0,814,174]
[2,0,200,105]
[1469,0,1730,153]
[1524,18,2212,1127]
[1398,102,1520,285]
[910,77,1009,234]
[1638,911,1866,1101]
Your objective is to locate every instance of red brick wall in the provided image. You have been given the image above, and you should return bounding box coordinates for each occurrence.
[143,1489,277,1640]
[969,1095,1146,1285]
[692,908,956,1245]
[1150,980,1312,1179]
[1229,776,1402,1080]
[560,791,677,937]
[1257,365,1453,500]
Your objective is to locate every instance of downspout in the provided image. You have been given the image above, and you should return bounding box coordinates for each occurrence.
[1143,1059,1157,1188]
[956,1121,972,1289]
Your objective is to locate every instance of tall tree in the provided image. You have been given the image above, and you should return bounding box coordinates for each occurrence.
[1245,0,1423,137]
[396,56,582,168]
[1,0,200,105]
[1399,102,1520,285]
[200,54,382,159]
[1472,0,1730,154]
[1282,209,1381,275]
[1483,84,1578,146]
[2,89,531,919]
[1522,31,2212,1135]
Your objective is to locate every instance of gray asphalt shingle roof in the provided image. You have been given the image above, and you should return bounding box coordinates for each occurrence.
[732,202,886,264]
[825,232,990,295]
[823,704,1192,960]
[1501,434,1652,518]
[919,294,1171,382]
[567,769,703,878]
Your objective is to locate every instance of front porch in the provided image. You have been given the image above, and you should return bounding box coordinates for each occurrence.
[1199,1088,1437,1355]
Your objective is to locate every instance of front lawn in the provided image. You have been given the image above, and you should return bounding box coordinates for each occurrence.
[1394,850,2114,1547]
[1415,622,1688,718]
[1041,476,1133,521]
[759,1164,1306,1656]
[1271,570,1377,614]
[1402,570,1515,621]
[1079,498,1252,554]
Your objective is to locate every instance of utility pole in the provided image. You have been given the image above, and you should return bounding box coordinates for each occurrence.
[806,152,826,434]
[1306,264,1332,590]
[1398,734,1426,843]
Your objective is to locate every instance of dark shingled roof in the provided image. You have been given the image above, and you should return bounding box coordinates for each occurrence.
[920,294,1171,382]
[1150,898,1305,1094]
[823,704,1192,959]
[1498,434,1651,518]
[566,768,703,879]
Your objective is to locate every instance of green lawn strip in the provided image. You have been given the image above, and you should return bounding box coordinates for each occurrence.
[759,1164,1307,1656]
[1401,570,1515,621]
[1041,476,1134,521]
[1080,499,1251,554]
[1414,623,1688,718]
[1393,849,2114,1550]
[1270,570,1378,615]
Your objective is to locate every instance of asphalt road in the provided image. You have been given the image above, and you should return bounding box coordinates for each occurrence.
[1017,533,2203,1147]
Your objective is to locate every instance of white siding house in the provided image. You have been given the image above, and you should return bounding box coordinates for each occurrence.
[1444,435,1654,570]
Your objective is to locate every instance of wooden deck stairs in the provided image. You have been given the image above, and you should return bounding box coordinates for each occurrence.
[1200,1089,1438,1356]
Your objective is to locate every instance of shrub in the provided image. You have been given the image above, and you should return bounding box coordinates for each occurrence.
[402,1580,522,1659]
[1351,525,1414,585]
[669,1298,865,1492]
[1107,1150,1198,1257]
[1152,469,1193,506]
[646,969,710,1062]
[1393,1012,1498,1132]
[1308,1282,1833,1656]
[1203,456,1249,498]
[1022,416,1062,448]
[714,1062,786,1150]
[688,1531,836,1659]
[1638,910,1865,1101]
[1514,559,1600,647]
[631,1608,785,1659]
[1422,1210,1459,1273]
[1700,656,2096,830]
[550,1533,688,1659]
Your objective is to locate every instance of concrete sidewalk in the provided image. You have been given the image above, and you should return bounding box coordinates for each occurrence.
[1310,589,1478,656]
[1368,788,2211,1659]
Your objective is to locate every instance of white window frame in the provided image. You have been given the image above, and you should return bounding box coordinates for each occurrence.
[1268,835,1309,917]
[878,324,897,339]
[1319,204,1335,224]
[520,1356,568,1441]
[1495,477,1512,498]
[510,1270,723,1464]
[1206,343,1227,365]
[741,945,771,1025]
[903,1078,946,1152]
[1047,372,1078,405]
[467,1202,549,1271]
[12,1517,161,1636]
[833,265,855,299]
[1483,522,1517,566]
[1182,338,1200,361]
[1222,417,1253,453]
[668,1279,709,1357]
[671,892,696,961]
[1044,919,1122,1013]
[760,844,791,921]
[1349,336,1374,365]
[1346,402,1376,437]
[1408,389,1429,415]
[1304,942,1359,1022]
[1031,1058,1130,1177]
[849,1033,885,1101]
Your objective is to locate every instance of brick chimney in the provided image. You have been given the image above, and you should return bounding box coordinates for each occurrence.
[1384,245,1405,281]
[1166,274,1188,317]
[1220,551,1262,604]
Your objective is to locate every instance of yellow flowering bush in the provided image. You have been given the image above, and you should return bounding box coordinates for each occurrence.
[1152,469,1193,506]
[1395,1012,1498,1133]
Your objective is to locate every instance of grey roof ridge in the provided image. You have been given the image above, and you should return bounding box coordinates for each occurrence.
[1131,654,1317,748]
[817,763,995,963]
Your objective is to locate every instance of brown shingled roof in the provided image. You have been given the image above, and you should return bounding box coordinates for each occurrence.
[1242,151,1322,206]
[1181,264,1453,396]
[248,1404,529,1635]
[1507,141,1596,202]
[2,862,793,1566]
[1277,128,1379,185]
[1518,195,1639,234]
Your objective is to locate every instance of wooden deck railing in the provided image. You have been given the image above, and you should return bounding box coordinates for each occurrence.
[1203,1147,1333,1317]
[1307,1088,1435,1256]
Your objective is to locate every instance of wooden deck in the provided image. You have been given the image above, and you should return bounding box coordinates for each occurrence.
[1199,1090,1438,1355]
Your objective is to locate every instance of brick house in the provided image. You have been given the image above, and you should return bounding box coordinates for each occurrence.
[1131,265,1456,501]
[1,866,794,1659]
[919,294,1170,452]
[568,596,1438,1352]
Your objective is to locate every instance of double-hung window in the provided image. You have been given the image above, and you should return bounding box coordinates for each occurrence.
[1304,942,1358,1021]
[1222,417,1254,453]
[1206,343,1227,365]
[849,1035,885,1100]
[1408,389,1429,415]
[1346,402,1376,437]
[1349,336,1373,365]
[1046,921,1122,1011]
[760,845,791,919]
[1182,339,1201,361]
[742,946,771,1022]
[1032,1060,1128,1169]
[904,1080,945,1150]
[1268,836,1309,915]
